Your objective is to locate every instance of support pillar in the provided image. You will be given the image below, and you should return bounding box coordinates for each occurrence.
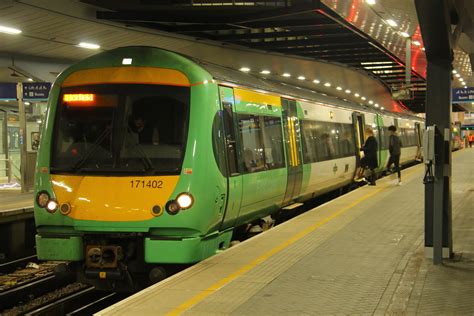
[17,83,28,193]
[415,0,453,264]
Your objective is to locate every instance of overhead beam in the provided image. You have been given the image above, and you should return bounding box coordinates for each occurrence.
[206,27,349,41]
[245,35,365,49]
[96,1,321,25]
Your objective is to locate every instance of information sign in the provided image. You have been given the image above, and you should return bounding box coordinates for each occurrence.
[23,82,52,101]
[452,87,474,103]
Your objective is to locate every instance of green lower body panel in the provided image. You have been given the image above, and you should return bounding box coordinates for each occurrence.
[144,230,233,264]
[36,235,84,261]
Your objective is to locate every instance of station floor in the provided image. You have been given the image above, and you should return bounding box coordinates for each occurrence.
[102,149,472,315]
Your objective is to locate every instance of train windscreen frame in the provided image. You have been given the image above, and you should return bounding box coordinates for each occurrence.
[50,84,190,176]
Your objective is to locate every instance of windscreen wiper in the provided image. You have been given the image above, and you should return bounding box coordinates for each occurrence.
[133,142,156,174]
[71,128,111,172]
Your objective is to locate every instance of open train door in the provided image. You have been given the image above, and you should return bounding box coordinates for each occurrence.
[352,112,366,165]
[217,86,243,230]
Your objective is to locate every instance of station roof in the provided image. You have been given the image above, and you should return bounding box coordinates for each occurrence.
[0,0,472,113]
[81,0,472,113]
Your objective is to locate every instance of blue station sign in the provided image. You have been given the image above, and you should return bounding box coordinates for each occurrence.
[0,83,17,100]
[23,82,52,101]
[452,87,474,103]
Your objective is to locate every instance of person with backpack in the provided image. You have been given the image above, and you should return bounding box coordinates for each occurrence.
[387,125,402,185]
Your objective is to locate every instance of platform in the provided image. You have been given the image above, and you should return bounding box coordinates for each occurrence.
[98,148,474,315]
[0,191,34,224]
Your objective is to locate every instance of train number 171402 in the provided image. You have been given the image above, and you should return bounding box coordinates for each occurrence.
[130,180,163,189]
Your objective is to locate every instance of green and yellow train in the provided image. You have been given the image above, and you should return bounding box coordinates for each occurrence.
[34,46,423,290]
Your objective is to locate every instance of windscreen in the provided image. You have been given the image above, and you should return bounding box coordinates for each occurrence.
[51,84,189,175]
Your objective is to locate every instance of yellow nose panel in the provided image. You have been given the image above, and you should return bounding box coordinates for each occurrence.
[51,175,179,221]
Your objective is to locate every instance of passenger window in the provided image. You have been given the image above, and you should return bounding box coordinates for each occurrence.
[301,120,355,162]
[261,116,285,170]
[238,115,265,173]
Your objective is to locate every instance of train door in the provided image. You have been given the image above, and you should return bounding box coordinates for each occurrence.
[352,112,365,161]
[218,86,242,230]
[281,98,303,206]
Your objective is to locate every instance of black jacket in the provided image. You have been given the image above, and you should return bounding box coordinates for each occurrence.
[389,134,402,156]
[362,136,378,169]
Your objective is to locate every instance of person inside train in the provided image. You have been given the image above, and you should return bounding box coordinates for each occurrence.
[129,115,153,144]
[354,127,378,185]
[321,133,336,159]
[386,125,402,185]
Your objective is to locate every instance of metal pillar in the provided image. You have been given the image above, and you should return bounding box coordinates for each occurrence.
[17,83,28,193]
[405,37,412,85]
[415,0,453,264]
[1,110,10,182]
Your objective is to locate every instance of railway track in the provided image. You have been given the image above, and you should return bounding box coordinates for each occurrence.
[0,260,73,311]
[0,255,37,275]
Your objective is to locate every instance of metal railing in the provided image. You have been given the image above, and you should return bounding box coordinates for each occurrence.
[0,158,19,184]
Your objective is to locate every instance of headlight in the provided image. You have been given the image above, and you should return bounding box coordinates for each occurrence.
[46,200,58,213]
[176,193,194,210]
[36,191,50,208]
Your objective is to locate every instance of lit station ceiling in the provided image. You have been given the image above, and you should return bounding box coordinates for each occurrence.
[81,0,456,113]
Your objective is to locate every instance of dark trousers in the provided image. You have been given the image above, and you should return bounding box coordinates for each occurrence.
[387,154,401,179]
[367,168,376,184]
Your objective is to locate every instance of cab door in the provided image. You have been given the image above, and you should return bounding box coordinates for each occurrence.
[281,98,303,206]
[218,86,243,230]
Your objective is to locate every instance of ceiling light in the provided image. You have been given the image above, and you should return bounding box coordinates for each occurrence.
[78,42,100,49]
[282,73,291,77]
[297,76,305,80]
[324,82,331,87]
[381,107,385,110]
[24,102,30,105]
[400,32,410,38]
[413,41,421,46]
[336,86,342,90]
[313,79,320,84]
[345,89,351,94]
[354,93,360,97]
[366,0,376,5]
[464,86,468,89]
[452,70,457,74]
[0,25,22,35]
[239,67,250,72]
[27,78,33,82]
[422,47,425,51]
[374,103,379,107]
[361,96,367,100]
[260,70,271,75]
[122,58,133,65]
[386,19,398,27]
[368,100,374,104]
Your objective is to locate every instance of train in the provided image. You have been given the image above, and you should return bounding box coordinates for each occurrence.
[34,46,424,290]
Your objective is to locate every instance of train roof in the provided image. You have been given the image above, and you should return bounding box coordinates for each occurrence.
[191,58,423,123]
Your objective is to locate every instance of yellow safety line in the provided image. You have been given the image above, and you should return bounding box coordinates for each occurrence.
[167,165,422,315]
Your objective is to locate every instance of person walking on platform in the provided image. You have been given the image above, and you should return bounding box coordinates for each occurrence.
[469,133,474,148]
[355,127,378,185]
[386,125,402,185]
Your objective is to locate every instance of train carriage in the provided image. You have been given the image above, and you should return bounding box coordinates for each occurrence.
[34,46,423,290]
